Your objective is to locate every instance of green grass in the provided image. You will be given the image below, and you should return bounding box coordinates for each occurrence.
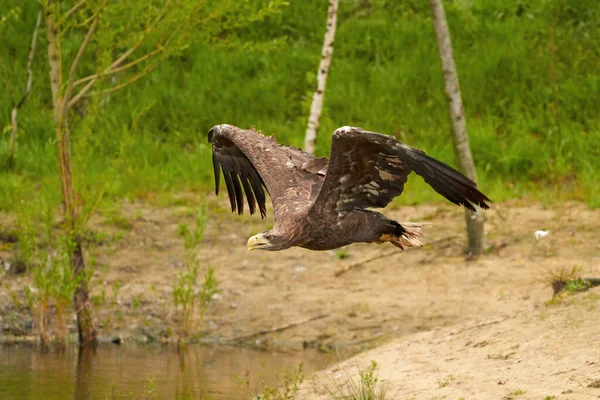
[237,363,304,400]
[336,249,350,260]
[1,0,599,214]
[505,389,526,399]
[548,266,590,297]
[325,361,393,400]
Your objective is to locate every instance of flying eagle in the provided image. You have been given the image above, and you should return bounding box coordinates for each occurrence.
[208,124,490,251]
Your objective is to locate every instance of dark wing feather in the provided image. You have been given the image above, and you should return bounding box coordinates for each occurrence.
[208,125,323,218]
[223,167,238,213]
[239,175,256,215]
[212,151,221,196]
[312,127,491,213]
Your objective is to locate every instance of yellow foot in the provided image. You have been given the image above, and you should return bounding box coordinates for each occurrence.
[379,233,394,242]
[378,231,423,250]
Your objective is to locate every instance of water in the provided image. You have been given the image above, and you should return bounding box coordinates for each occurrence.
[0,343,331,399]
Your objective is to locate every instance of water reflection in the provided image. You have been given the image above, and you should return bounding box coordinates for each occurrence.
[75,346,95,400]
[0,343,331,399]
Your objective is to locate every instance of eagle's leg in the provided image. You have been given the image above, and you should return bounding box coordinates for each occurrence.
[378,222,425,250]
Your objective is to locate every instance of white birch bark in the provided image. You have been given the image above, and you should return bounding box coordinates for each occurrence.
[304,0,339,154]
[8,9,42,165]
[429,0,485,255]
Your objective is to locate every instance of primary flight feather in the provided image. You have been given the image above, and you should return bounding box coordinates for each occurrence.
[208,124,491,251]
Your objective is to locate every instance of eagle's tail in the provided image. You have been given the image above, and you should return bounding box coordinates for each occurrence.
[379,221,425,250]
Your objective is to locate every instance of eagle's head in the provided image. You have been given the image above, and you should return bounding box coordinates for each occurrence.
[207,124,234,142]
[247,231,290,251]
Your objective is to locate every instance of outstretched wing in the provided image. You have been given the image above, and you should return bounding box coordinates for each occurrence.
[312,127,491,214]
[208,124,325,218]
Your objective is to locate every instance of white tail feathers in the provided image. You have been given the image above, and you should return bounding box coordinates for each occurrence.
[380,222,426,250]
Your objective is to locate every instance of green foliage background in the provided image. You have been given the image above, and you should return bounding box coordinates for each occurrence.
[1,0,599,211]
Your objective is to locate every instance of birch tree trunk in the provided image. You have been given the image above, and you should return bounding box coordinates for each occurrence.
[429,0,485,256]
[8,9,42,168]
[45,3,97,347]
[304,0,339,154]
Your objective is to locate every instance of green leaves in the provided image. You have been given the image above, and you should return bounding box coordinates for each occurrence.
[0,7,21,29]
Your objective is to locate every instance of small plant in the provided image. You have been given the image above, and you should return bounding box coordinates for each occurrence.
[199,267,219,312]
[21,234,82,346]
[171,202,216,340]
[178,205,209,249]
[114,231,123,244]
[325,361,393,400]
[172,262,220,340]
[177,223,190,239]
[437,375,456,388]
[92,287,107,308]
[504,388,526,399]
[548,266,590,297]
[8,285,21,309]
[102,206,133,230]
[52,238,82,344]
[100,316,111,329]
[237,364,304,400]
[13,198,85,346]
[564,278,590,294]
[336,250,350,260]
[112,281,122,305]
[143,376,157,399]
[132,295,142,310]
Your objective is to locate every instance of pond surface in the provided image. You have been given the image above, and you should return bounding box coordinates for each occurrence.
[0,343,332,399]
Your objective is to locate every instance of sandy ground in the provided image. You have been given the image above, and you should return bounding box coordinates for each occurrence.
[302,286,600,399]
[1,198,599,396]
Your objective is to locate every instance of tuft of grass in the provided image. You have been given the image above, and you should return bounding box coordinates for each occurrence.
[564,278,590,294]
[177,205,209,249]
[102,206,133,230]
[504,389,526,399]
[336,249,350,260]
[172,262,220,340]
[548,266,592,297]
[92,287,107,308]
[325,361,394,400]
[437,375,455,388]
[237,363,304,400]
[132,295,142,310]
[11,197,85,346]
[142,376,157,399]
[171,201,217,341]
[112,280,122,305]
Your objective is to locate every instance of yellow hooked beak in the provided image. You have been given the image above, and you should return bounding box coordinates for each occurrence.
[247,233,270,251]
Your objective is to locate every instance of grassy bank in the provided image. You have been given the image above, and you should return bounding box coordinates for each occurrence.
[1,0,599,215]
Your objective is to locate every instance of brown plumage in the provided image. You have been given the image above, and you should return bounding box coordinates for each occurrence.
[208,124,491,251]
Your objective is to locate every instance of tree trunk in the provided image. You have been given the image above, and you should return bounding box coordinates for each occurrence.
[45,3,97,347]
[8,9,42,168]
[9,107,18,168]
[304,0,339,154]
[45,7,61,124]
[72,240,96,346]
[429,0,485,256]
